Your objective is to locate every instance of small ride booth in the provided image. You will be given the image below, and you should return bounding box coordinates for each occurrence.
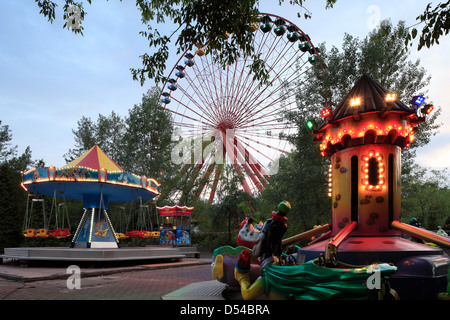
[157,206,193,246]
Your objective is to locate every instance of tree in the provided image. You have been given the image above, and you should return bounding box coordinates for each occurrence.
[406,1,450,50]
[297,20,439,173]
[401,166,450,230]
[33,0,337,87]
[0,120,16,163]
[0,120,39,250]
[66,87,179,201]
[95,111,126,162]
[0,162,26,251]
[63,116,96,162]
[33,0,449,88]
[119,87,179,201]
[207,167,257,244]
[260,128,331,237]
[64,111,125,162]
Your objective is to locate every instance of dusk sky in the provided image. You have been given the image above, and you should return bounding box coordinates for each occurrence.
[1,1,449,174]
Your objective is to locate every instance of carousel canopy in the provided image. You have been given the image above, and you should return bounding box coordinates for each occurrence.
[61,145,124,172]
[22,145,160,207]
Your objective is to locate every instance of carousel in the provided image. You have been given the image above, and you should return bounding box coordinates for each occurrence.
[2,146,186,263]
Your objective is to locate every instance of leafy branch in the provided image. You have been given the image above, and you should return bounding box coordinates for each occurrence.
[406,1,450,50]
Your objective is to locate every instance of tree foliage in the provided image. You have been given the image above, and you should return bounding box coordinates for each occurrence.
[65,87,179,202]
[33,0,338,86]
[401,166,450,229]
[64,111,125,163]
[406,1,450,50]
[207,167,257,244]
[297,20,440,174]
[0,121,40,250]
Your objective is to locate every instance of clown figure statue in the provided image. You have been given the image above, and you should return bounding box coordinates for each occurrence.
[234,201,291,300]
[253,200,291,261]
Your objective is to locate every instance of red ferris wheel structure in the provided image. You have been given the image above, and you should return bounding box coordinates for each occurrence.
[160,13,325,203]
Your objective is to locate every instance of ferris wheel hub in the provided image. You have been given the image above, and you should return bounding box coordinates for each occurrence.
[216,120,235,132]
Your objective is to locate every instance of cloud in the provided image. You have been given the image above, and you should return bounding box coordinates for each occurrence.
[416,141,450,170]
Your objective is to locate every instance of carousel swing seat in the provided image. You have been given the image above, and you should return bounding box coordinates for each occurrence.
[22,229,36,238]
[151,231,160,239]
[95,229,109,237]
[48,228,71,238]
[115,232,129,240]
[36,228,49,238]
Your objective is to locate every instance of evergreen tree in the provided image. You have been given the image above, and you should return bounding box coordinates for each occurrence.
[0,121,37,250]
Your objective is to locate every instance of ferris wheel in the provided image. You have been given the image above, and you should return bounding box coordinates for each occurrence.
[160,13,325,203]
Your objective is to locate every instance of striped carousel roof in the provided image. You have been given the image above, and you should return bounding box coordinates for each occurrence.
[61,145,124,172]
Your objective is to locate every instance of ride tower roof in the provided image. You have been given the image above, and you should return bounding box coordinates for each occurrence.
[329,74,415,123]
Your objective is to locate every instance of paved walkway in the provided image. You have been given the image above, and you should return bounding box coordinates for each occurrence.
[0,256,214,300]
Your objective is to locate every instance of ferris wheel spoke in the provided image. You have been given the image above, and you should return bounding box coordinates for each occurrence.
[194,162,217,199]
[208,164,223,202]
[179,59,221,128]
[231,37,299,122]
[222,133,267,192]
[235,130,290,144]
[199,54,225,115]
[233,135,270,181]
[236,38,294,108]
[197,54,235,126]
[237,58,310,126]
[235,133,291,155]
[227,30,270,113]
[165,104,214,129]
[238,120,297,131]
[233,134,277,166]
[175,81,221,124]
[241,115,294,131]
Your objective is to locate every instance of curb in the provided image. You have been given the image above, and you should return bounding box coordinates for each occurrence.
[0,258,212,283]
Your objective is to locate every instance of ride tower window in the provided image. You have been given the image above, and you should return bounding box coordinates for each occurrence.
[368,157,380,186]
[362,151,385,191]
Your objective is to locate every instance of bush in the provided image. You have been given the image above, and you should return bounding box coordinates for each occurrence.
[191,232,236,252]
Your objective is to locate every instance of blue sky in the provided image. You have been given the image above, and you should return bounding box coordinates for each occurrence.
[1,0,449,172]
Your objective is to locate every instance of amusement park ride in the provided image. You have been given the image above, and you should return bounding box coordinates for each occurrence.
[5,10,450,300]
[184,14,449,300]
[210,73,450,300]
[159,13,324,203]
[3,146,194,263]
[20,145,161,249]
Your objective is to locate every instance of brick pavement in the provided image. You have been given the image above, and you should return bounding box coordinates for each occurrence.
[0,264,214,300]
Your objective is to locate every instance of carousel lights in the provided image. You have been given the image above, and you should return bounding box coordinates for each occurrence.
[421,104,434,115]
[410,95,425,106]
[350,97,361,107]
[319,122,416,152]
[321,107,332,118]
[306,119,317,130]
[361,151,385,191]
[20,182,28,192]
[385,93,397,102]
[327,164,333,197]
[23,165,158,193]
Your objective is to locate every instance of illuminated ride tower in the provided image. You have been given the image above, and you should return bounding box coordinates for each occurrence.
[297,75,450,275]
